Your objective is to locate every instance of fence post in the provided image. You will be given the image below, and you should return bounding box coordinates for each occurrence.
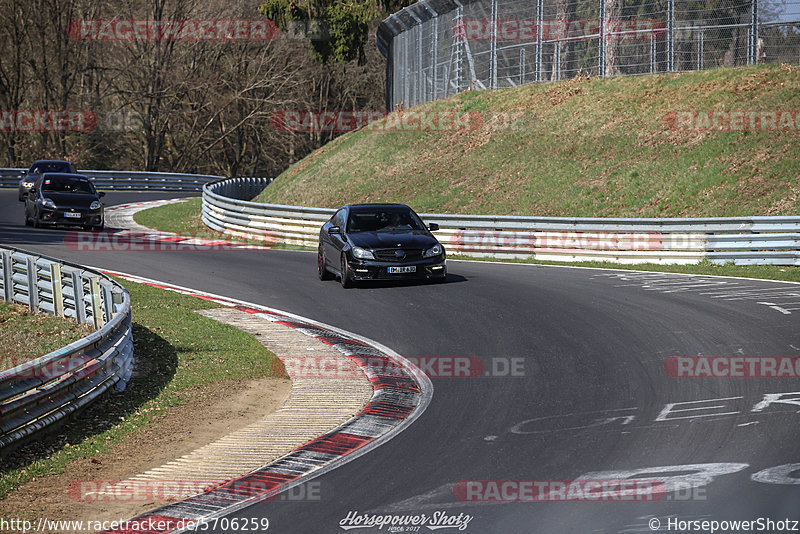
[520,48,526,84]
[599,0,607,77]
[50,263,64,317]
[490,0,498,89]
[26,257,38,312]
[555,41,562,81]
[432,14,439,100]
[536,0,544,81]
[454,4,463,93]
[650,33,656,73]
[697,29,704,70]
[749,0,759,64]
[667,0,675,71]
[1,250,10,302]
[403,31,410,107]
[415,17,424,104]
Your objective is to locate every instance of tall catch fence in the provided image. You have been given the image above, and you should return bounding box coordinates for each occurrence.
[376,0,800,109]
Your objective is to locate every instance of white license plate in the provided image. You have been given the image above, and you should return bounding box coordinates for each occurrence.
[388,266,416,274]
[64,212,82,218]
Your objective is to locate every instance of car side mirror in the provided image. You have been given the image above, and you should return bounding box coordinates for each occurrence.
[428,223,439,231]
[327,226,341,235]
[98,191,106,197]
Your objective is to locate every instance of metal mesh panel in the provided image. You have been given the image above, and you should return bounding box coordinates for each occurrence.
[381,0,800,109]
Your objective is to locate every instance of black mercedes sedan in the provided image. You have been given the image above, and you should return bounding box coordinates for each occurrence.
[318,203,446,288]
[24,173,105,230]
[18,160,77,201]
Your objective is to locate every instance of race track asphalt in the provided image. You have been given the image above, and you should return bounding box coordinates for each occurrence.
[2,190,798,533]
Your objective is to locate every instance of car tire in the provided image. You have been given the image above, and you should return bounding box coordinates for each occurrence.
[32,212,40,228]
[24,212,32,226]
[340,254,354,289]
[318,246,333,281]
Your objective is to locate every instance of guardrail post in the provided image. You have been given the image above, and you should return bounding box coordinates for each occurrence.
[26,257,39,312]
[102,284,114,322]
[50,263,64,317]
[72,271,87,324]
[1,250,11,302]
[88,277,104,329]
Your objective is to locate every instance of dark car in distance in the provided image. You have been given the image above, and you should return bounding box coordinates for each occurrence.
[318,203,446,288]
[24,173,105,230]
[18,160,77,201]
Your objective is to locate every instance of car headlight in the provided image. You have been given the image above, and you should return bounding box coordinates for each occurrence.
[21,181,34,188]
[41,198,56,209]
[423,244,443,258]
[90,201,101,210]
[351,247,374,260]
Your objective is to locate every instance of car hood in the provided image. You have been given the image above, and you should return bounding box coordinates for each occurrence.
[347,230,439,250]
[42,192,99,209]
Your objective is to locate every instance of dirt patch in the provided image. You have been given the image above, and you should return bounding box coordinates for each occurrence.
[0,376,291,531]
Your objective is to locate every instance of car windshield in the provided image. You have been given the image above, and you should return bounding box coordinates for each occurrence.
[31,162,72,174]
[41,176,94,194]
[347,208,426,233]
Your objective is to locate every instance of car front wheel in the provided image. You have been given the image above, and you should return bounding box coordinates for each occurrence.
[340,254,354,289]
[318,246,333,280]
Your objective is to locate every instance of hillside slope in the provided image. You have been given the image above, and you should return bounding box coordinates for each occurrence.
[257,65,799,217]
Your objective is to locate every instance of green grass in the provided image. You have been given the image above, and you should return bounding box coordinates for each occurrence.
[0,279,285,500]
[449,256,800,283]
[133,197,208,237]
[255,65,800,217]
[133,198,307,251]
[0,302,93,372]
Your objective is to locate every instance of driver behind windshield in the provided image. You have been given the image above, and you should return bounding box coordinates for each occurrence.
[42,176,94,194]
[348,209,424,232]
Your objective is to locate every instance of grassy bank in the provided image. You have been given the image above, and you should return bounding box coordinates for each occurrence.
[0,302,93,372]
[0,279,285,500]
[256,65,800,217]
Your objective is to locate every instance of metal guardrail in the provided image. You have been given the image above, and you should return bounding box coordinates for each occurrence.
[0,247,133,450]
[202,177,800,266]
[0,168,223,192]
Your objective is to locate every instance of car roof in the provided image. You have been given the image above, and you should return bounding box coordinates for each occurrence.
[40,173,89,180]
[31,159,73,165]
[346,203,412,211]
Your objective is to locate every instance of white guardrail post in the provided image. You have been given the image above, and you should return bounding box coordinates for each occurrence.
[202,177,800,266]
[0,246,133,451]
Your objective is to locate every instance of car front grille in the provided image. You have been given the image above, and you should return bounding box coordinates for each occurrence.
[373,248,423,262]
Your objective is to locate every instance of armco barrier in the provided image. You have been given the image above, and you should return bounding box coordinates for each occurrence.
[0,246,133,450]
[202,177,800,266]
[1,168,223,192]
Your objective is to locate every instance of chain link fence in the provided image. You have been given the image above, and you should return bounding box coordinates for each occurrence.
[376,0,800,109]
